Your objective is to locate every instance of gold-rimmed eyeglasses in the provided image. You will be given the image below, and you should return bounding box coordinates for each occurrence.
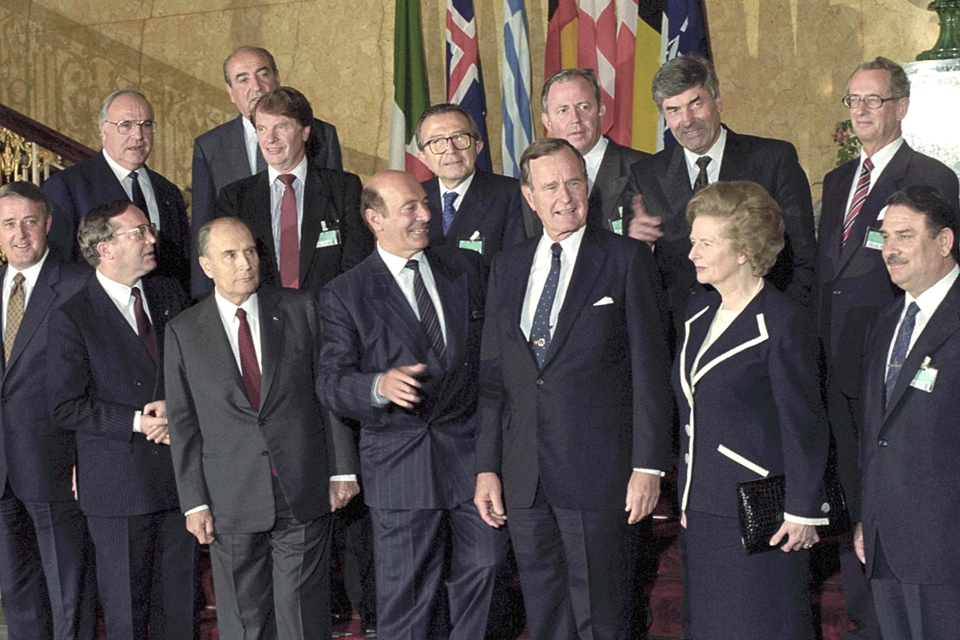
[111,223,158,242]
[104,120,157,135]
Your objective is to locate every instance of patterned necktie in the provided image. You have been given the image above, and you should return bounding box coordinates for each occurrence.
[3,273,25,363]
[885,301,920,405]
[442,191,458,235]
[404,259,446,361]
[277,174,300,289]
[130,286,158,363]
[530,243,562,368]
[255,145,267,174]
[842,157,874,248]
[128,171,149,214]
[694,156,712,192]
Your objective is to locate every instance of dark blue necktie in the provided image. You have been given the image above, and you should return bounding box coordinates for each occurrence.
[530,243,562,368]
[128,171,148,215]
[405,259,446,361]
[885,302,920,405]
[442,191,458,235]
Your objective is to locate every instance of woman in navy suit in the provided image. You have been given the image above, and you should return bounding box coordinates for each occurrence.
[674,181,829,639]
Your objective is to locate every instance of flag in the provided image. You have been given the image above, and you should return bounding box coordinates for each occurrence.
[665,0,709,62]
[446,0,492,171]
[632,0,665,152]
[545,0,578,81]
[390,0,432,180]
[501,0,534,178]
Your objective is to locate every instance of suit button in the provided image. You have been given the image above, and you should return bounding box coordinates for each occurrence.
[821,502,831,514]
[261,451,269,457]
[878,439,888,447]
[833,290,841,296]
[536,379,544,386]
[258,420,266,427]
[134,380,142,386]
[684,423,691,436]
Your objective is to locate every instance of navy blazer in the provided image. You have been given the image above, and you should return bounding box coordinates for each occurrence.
[475,226,672,511]
[215,166,372,297]
[0,258,90,503]
[191,115,343,298]
[818,142,960,397]
[42,151,191,292]
[522,138,647,238]
[317,246,486,511]
[860,275,960,584]
[47,275,186,517]
[621,128,818,343]
[673,286,828,520]
[423,169,526,268]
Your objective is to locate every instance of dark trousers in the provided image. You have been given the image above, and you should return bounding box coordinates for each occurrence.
[331,497,377,625]
[0,482,95,640]
[508,486,631,640]
[85,508,196,639]
[871,538,960,640]
[210,512,333,640]
[827,383,882,640]
[370,500,508,640]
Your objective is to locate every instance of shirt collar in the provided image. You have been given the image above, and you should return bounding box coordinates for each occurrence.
[861,137,904,175]
[582,135,609,165]
[538,224,586,264]
[241,115,256,139]
[441,170,476,205]
[4,249,49,291]
[377,244,426,278]
[102,149,145,183]
[267,154,308,186]
[214,288,259,324]
[96,269,144,307]
[683,126,727,175]
[905,263,960,319]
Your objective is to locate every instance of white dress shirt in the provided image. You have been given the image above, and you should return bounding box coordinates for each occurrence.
[844,137,905,216]
[370,245,448,406]
[886,264,960,368]
[242,116,260,175]
[102,149,160,228]
[441,170,476,215]
[2,250,49,342]
[268,155,308,264]
[96,270,152,433]
[582,135,609,194]
[682,127,727,190]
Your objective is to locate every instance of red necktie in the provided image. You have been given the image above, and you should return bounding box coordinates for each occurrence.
[236,308,261,411]
[841,157,874,247]
[131,286,158,363]
[277,174,300,288]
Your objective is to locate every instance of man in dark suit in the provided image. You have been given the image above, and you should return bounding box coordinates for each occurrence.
[416,103,525,266]
[474,138,671,640]
[164,216,357,639]
[317,170,508,640]
[48,199,195,639]
[0,182,94,640]
[622,54,817,339]
[42,89,191,292]
[854,186,960,639]
[819,57,960,640]
[523,67,648,238]
[191,45,344,299]
[215,86,371,297]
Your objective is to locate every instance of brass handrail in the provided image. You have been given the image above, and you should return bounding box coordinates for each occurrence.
[0,124,65,185]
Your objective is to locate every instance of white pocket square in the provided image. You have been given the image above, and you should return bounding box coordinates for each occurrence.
[593,296,614,306]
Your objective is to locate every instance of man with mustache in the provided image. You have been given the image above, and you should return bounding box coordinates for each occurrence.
[48,199,194,639]
[191,46,344,299]
[621,54,817,344]
[43,89,191,292]
[317,170,508,640]
[817,57,959,640]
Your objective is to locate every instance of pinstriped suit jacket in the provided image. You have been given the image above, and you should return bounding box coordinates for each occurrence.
[317,246,486,510]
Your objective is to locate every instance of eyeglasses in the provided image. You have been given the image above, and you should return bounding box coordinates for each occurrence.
[111,223,157,242]
[842,94,899,109]
[423,133,474,155]
[104,120,157,135]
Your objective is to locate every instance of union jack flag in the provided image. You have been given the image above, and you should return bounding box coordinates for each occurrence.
[446,0,492,171]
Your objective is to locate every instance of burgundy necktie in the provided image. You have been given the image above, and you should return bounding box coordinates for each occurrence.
[130,287,158,363]
[237,308,276,475]
[277,174,300,289]
[841,157,874,248]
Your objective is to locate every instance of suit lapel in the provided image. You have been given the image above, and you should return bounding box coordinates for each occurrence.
[93,152,130,201]
[195,295,246,393]
[659,146,694,224]
[884,279,960,422]
[590,142,622,227]
[448,172,490,240]
[367,254,432,361]
[143,278,177,362]
[299,169,334,281]
[89,278,156,373]
[228,116,255,180]
[5,260,57,371]
[429,251,466,369]
[822,161,858,280]
[717,130,754,182]
[541,229,608,370]
[509,239,543,370]
[692,307,769,385]
[257,287,285,410]
[248,175,279,282]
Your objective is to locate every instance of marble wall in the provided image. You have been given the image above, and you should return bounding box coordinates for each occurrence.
[0,0,944,205]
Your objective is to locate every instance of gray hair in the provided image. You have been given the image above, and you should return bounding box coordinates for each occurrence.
[223,46,279,85]
[651,55,720,110]
[0,181,52,219]
[98,89,152,125]
[197,217,253,257]
[414,103,481,150]
[519,138,586,188]
[847,56,910,99]
[77,199,131,267]
[540,68,602,114]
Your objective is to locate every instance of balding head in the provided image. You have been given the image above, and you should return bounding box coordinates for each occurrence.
[362,171,431,259]
[198,217,260,305]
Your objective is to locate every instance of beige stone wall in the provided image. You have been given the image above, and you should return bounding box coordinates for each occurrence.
[0,0,943,206]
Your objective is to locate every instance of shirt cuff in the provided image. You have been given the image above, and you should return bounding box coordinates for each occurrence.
[133,411,142,433]
[330,475,358,482]
[184,505,209,516]
[371,374,389,407]
[633,468,665,477]
[783,512,829,526]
